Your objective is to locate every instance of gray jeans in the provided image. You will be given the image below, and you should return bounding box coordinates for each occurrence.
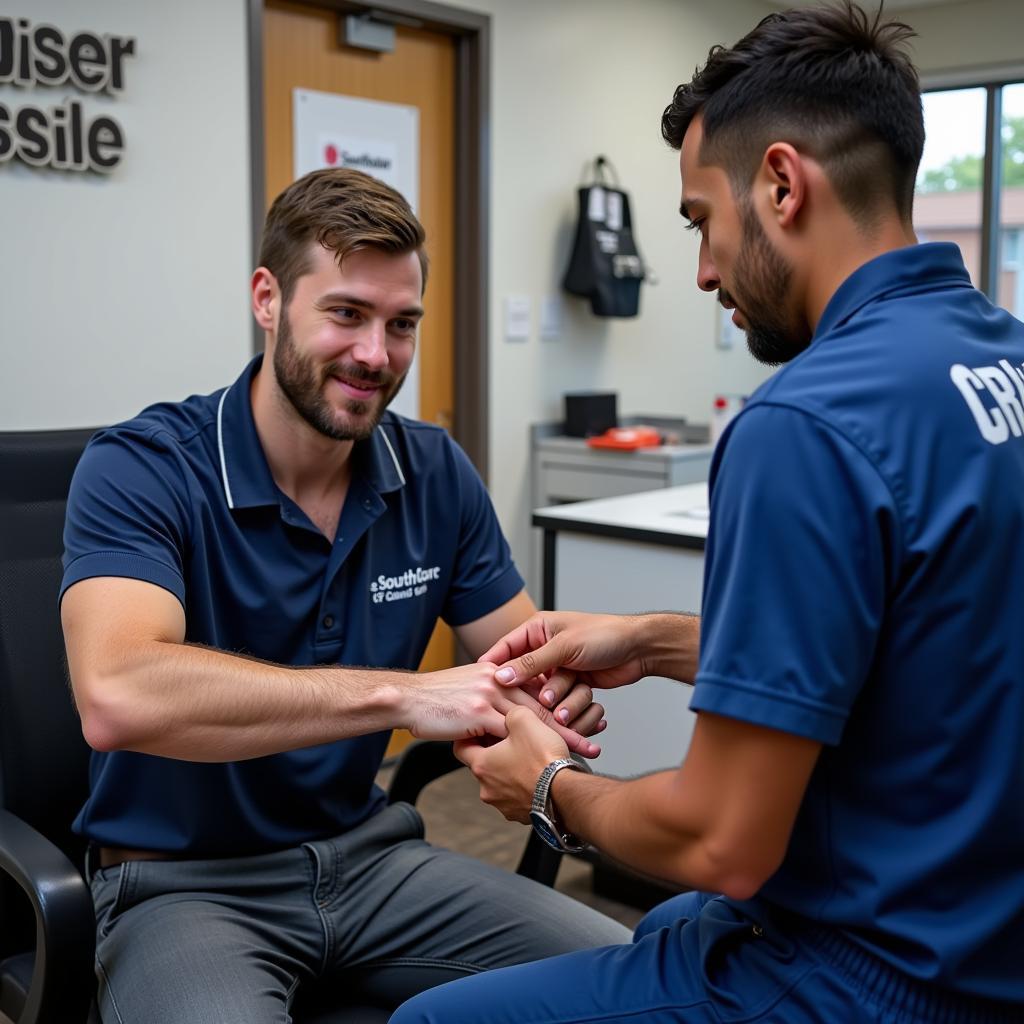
[89,802,630,1023]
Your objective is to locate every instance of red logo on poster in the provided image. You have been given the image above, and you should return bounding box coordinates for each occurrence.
[324,143,338,165]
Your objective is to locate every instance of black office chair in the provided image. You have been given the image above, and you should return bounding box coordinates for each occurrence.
[0,428,560,1024]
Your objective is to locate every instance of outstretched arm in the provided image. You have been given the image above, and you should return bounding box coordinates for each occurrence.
[63,576,599,762]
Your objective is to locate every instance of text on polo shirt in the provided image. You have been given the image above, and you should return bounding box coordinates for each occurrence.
[370,565,441,604]
[950,359,1024,445]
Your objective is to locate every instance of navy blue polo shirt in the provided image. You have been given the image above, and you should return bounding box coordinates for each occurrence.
[692,243,1024,1002]
[61,356,524,855]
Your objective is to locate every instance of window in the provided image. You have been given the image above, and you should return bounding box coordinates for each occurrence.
[998,83,1024,319]
[914,77,1024,320]
[1004,229,1023,268]
[914,88,986,286]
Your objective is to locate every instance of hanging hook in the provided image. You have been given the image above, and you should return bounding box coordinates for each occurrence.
[593,155,620,187]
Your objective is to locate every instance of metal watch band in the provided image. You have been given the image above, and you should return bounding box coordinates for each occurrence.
[530,758,577,815]
[530,757,587,853]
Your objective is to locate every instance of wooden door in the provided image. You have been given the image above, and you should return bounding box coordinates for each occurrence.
[263,0,457,753]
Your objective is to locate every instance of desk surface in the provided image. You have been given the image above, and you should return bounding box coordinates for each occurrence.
[533,483,710,547]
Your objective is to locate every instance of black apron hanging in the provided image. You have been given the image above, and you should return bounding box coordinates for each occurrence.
[563,155,646,318]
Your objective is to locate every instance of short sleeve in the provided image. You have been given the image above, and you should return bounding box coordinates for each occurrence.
[692,404,902,745]
[440,440,525,626]
[61,428,191,608]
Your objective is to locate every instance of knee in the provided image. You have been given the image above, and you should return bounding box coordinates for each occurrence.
[633,890,717,941]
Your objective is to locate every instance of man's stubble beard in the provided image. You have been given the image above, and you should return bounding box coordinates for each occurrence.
[272,307,407,442]
[724,197,812,368]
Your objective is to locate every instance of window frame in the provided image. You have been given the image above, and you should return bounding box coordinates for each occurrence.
[920,66,1024,300]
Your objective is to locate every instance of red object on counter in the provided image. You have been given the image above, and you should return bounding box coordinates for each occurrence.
[586,426,663,450]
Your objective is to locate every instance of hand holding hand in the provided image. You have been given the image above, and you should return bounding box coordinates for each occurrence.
[454,706,569,824]
[401,662,601,757]
[479,611,649,693]
[517,668,606,736]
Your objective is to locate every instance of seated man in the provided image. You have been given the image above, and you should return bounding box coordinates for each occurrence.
[393,4,1024,1022]
[60,167,629,1024]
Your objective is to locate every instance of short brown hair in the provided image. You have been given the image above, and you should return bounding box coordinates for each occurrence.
[259,167,428,305]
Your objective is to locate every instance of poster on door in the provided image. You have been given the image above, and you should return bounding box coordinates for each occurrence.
[293,89,420,420]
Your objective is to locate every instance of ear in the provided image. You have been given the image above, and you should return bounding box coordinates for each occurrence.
[761,142,805,229]
[251,267,279,332]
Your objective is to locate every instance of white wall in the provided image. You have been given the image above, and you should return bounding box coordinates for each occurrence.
[4,0,1022,597]
[0,1,252,430]
[451,0,774,592]
[902,0,1024,76]
[465,0,1024,592]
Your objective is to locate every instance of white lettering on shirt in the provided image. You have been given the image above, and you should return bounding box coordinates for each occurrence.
[369,564,441,605]
[948,361,1024,445]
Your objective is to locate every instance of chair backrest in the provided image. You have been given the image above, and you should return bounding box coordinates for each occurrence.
[0,429,98,957]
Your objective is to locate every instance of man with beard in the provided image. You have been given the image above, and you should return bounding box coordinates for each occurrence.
[59,167,629,1024]
[392,3,1024,1023]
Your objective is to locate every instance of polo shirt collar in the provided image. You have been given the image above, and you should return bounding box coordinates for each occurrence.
[814,242,973,341]
[215,355,407,511]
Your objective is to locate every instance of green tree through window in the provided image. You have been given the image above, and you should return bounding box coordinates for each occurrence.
[918,115,1024,192]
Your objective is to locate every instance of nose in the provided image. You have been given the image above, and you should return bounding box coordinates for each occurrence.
[351,322,389,371]
[696,237,720,294]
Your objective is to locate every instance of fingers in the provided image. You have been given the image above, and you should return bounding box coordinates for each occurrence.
[550,680,593,725]
[560,701,606,738]
[478,706,509,741]
[476,625,528,668]
[493,636,574,688]
[501,687,598,758]
[537,667,576,708]
[476,614,551,667]
[453,737,482,769]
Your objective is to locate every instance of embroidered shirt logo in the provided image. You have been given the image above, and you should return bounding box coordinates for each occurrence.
[370,565,441,604]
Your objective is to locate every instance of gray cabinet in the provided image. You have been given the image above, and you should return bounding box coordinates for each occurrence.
[527,421,713,595]
[533,436,714,507]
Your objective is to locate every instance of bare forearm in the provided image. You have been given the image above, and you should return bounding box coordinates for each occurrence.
[550,769,734,895]
[76,639,405,761]
[637,612,700,683]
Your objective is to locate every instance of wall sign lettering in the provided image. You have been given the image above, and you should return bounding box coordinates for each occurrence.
[0,16,136,173]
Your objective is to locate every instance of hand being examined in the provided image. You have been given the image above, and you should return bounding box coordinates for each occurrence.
[455,706,569,824]
[404,661,601,758]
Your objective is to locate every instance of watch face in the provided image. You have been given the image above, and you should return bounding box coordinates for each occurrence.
[529,810,564,852]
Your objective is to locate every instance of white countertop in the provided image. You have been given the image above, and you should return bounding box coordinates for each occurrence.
[533,482,710,541]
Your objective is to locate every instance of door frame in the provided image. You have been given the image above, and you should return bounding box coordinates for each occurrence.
[247,0,492,479]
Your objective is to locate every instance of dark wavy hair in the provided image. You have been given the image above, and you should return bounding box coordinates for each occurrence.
[661,1,923,224]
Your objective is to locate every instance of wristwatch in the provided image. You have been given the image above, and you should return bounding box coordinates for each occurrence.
[530,756,592,853]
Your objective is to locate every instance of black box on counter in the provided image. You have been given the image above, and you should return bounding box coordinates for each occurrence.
[563,391,618,438]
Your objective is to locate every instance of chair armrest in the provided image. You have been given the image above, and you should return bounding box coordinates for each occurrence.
[514,831,562,888]
[0,808,95,1024]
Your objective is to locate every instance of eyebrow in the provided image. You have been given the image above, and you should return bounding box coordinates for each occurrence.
[317,292,424,318]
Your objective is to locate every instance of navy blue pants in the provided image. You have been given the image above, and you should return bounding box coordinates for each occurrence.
[390,891,1017,1023]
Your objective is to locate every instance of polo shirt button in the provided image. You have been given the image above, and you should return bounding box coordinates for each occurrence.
[362,499,373,510]
[322,615,335,629]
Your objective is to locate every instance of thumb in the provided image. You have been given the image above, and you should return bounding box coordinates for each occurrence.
[453,737,485,770]
[504,703,542,733]
[494,637,572,687]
